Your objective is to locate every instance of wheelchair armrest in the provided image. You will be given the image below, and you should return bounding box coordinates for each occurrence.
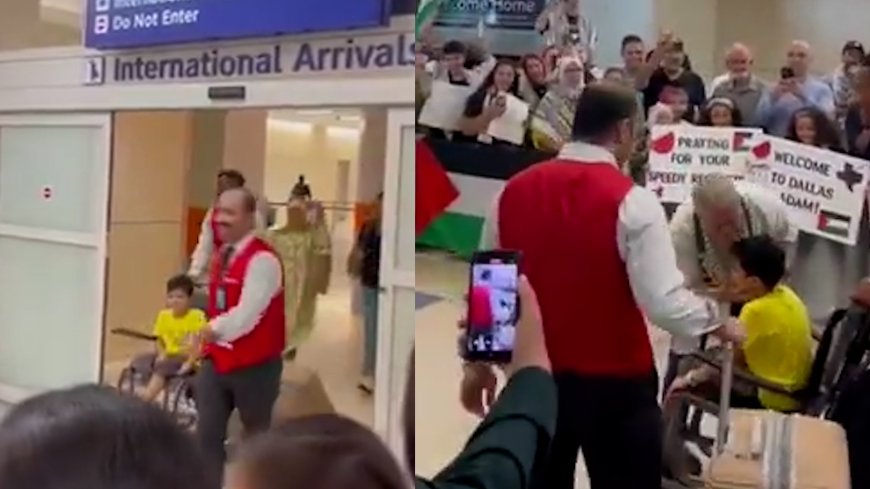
[688,350,797,398]
[111,328,158,342]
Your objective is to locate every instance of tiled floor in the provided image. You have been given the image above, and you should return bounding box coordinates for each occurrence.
[414,251,679,487]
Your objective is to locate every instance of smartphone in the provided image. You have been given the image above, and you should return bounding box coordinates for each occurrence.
[780,66,795,79]
[464,250,521,364]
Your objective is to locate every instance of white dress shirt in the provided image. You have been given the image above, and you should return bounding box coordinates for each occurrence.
[188,203,268,278]
[480,142,720,339]
[210,233,283,344]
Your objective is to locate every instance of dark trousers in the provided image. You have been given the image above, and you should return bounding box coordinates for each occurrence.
[531,370,663,489]
[195,358,283,478]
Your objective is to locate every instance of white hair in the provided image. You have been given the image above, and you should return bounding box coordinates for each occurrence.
[692,174,741,212]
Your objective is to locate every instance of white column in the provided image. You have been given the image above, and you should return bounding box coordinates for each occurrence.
[354,108,388,202]
[654,0,718,79]
[223,109,268,196]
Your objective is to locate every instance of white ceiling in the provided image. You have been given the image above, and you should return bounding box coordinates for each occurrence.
[268,108,363,129]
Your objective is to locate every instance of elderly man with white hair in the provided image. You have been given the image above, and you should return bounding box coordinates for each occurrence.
[756,40,835,136]
[709,43,768,126]
[663,174,798,392]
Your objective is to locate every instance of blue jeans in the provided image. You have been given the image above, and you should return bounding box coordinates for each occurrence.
[361,286,379,377]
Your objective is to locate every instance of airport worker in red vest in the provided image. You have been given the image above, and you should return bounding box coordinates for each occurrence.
[194,187,286,482]
[461,83,746,489]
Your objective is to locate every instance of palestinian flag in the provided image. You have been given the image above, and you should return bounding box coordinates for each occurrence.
[817,209,851,238]
[416,0,444,37]
[416,139,551,257]
[416,139,459,237]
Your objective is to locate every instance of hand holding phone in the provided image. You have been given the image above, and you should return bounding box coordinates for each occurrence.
[463,250,521,364]
[459,270,550,417]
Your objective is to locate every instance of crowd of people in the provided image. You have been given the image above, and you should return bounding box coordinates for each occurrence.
[416,15,870,182]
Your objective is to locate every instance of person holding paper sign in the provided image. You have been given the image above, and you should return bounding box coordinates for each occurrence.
[786,106,844,152]
[458,60,523,146]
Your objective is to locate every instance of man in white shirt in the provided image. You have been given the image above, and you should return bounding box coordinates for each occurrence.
[188,170,268,281]
[195,187,285,481]
[463,84,745,489]
[665,175,797,389]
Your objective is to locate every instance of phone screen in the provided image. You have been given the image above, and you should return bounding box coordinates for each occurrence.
[465,251,520,363]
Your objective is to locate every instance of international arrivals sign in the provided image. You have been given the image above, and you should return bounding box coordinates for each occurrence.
[84,32,414,85]
[84,0,391,49]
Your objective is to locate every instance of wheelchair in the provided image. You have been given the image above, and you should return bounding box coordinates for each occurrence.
[113,327,199,430]
[660,301,870,488]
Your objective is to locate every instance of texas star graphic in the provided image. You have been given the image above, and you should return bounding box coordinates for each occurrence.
[836,162,864,192]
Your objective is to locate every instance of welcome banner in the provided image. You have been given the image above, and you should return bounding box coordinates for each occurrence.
[748,137,869,245]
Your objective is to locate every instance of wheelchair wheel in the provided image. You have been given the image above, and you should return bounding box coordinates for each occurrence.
[167,378,197,430]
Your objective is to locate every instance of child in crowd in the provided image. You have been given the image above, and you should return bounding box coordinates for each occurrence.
[137,274,206,402]
[659,83,692,123]
[669,235,813,411]
[697,97,743,127]
[786,106,845,152]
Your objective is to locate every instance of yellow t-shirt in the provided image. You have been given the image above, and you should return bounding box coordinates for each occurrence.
[739,285,813,411]
[152,308,207,356]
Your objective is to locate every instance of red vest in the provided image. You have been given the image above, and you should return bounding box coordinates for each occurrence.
[210,208,223,250]
[498,160,653,377]
[204,238,286,374]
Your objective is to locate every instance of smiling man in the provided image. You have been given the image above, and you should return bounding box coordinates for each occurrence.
[195,187,286,484]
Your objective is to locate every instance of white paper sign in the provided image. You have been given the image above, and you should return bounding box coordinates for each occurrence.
[747,137,869,245]
[417,81,473,131]
[645,125,764,203]
[486,93,529,145]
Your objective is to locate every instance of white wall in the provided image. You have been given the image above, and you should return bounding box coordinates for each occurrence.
[264,120,361,206]
[658,0,870,81]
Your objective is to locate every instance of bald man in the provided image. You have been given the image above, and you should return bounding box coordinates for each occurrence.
[757,40,835,136]
[195,187,286,482]
[709,43,767,126]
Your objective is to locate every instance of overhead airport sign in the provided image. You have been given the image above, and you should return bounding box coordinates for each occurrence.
[84,32,414,85]
[84,0,390,49]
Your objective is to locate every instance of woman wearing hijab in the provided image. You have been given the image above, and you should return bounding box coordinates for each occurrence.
[266,195,332,361]
[529,55,585,152]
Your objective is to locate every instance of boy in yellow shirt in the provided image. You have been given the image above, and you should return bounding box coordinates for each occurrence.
[138,274,206,402]
[670,235,813,411]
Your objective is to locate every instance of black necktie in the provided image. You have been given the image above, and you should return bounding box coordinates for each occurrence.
[219,245,235,277]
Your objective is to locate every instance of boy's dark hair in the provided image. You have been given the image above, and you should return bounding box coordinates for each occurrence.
[732,235,786,290]
[621,34,643,51]
[571,83,638,141]
[442,40,467,56]
[217,169,246,187]
[166,274,195,296]
[237,414,407,489]
[0,385,217,489]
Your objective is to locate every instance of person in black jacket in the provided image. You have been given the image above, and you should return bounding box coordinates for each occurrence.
[415,275,557,489]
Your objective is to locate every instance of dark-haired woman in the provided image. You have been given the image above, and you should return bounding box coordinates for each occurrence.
[458,60,523,145]
[0,385,217,489]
